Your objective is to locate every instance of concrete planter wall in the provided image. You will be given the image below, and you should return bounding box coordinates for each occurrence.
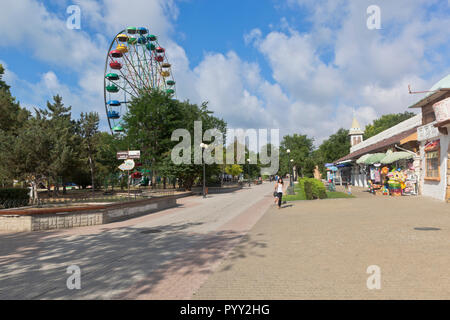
[0,196,178,232]
[191,186,242,195]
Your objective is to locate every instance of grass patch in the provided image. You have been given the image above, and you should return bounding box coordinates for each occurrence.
[326,191,355,199]
[283,183,306,201]
[283,180,355,201]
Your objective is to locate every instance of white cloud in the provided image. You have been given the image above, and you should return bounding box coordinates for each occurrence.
[244,28,262,45]
[2,0,450,147]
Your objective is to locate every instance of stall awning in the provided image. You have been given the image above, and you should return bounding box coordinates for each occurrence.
[356,154,371,164]
[380,150,414,164]
[400,131,418,145]
[334,127,418,163]
[364,153,386,165]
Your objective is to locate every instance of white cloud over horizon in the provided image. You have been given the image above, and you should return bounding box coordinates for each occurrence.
[2,0,450,146]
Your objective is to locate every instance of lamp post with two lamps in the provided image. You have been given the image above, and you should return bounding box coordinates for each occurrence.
[200,143,209,198]
[286,149,295,195]
[247,158,251,187]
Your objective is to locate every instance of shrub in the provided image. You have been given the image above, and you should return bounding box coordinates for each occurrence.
[0,188,30,209]
[311,179,328,199]
[303,180,314,200]
[300,178,327,200]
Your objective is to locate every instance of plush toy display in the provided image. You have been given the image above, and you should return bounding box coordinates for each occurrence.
[387,168,407,196]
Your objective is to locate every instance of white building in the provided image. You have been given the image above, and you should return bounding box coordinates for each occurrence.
[409,75,450,202]
[335,114,422,188]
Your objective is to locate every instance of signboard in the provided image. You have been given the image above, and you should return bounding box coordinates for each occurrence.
[117,151,128,160]
[116,150,141,160]
[424,139,440,152]
[128,150,141,159]
[433,97,450,123]
[119,159,135,171]
[417,123,440,141]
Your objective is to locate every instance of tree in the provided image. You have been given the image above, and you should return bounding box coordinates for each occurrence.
[279,134,315,178]
[225,164,243,179]
[94,132,127,190]
[78,112,100,194]
[123,90,185,187]
[314,128,351,175]
[0,64,29,134]
[0,64,30,186]
[364,112,415,139]
[124,90,226,190]
[41,95,78,194]
[9,110,52,202]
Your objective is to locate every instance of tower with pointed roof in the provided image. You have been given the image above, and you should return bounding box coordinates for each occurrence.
[349,117,364,147]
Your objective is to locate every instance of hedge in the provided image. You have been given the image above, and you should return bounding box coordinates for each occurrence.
[0,188,29,209]
[304,180,314,200]
[301,178,327,200]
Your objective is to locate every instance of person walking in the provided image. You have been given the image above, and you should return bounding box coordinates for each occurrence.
[274,178,284,209]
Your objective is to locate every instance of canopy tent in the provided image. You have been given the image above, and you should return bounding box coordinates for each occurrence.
[359,153,386,165]
[356,154,371,164]
[380,150,414,164]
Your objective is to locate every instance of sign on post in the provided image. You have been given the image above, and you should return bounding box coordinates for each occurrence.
[128,150,141,159]
[116,150,141,160]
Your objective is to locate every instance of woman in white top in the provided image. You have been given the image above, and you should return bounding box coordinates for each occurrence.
[274,178,284,209]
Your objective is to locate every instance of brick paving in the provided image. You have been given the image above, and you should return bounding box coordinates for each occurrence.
[0,183,275,299]
[194,189,450,299]
[1,183,449,300]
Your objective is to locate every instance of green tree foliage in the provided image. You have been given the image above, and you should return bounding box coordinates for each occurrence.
[225,164,243,178]
[78,112,100,193]
[94,132,127,190]
[0,64,29,134]
[0,64,30,186]
[124,90,226,190]
[9,111,52,201]
[364,112,416,139]
[39,95,80,194]
[314,128,351,175]
[279,134,315,178]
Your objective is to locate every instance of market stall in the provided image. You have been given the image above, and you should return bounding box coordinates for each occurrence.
[357,150,418,196]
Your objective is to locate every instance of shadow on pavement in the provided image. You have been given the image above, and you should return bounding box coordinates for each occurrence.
[0,221,267,299]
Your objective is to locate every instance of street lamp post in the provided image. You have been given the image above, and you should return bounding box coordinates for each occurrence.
[286,149,295,195]
[247,158,251,187]
[290,159,294,187]
[200,143,208,198]
[286,149,291,181]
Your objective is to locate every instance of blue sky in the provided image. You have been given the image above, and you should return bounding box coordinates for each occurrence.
[1,0,450,144]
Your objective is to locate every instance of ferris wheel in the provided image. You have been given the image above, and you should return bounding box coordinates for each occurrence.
[104,27,176,133]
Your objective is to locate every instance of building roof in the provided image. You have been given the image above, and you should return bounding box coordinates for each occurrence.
[409,74,450,109]
[334,127,418,163]
[409,88,450,109]
[349,114,422,153]
[429,74,450,93]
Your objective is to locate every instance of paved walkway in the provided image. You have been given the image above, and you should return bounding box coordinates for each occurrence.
[194,190,450,299]
[0,183,275,299]
[2,183,449,300]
